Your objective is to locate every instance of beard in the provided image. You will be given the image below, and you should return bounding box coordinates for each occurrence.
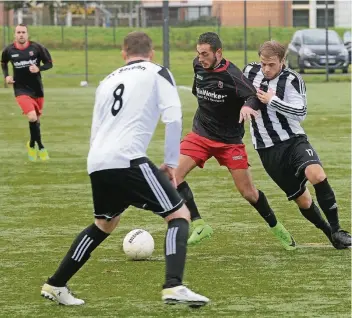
[203,56,218,70]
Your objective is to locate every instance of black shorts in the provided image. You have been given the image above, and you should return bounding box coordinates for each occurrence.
[89,157,183,220]
[257,135,322,201]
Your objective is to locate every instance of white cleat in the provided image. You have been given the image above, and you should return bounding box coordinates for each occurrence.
[162,285,209,308]
[41,283,85,306]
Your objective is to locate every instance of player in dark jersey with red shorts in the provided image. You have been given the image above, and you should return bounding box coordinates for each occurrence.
[176,32,296,250]
[1,24,53,161]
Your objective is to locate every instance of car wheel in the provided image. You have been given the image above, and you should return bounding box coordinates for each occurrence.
[328,69,335,74]
[342,68,348,74]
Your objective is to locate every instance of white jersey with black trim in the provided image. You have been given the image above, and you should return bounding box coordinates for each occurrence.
[87,60,182,174]
[243,62,307,149]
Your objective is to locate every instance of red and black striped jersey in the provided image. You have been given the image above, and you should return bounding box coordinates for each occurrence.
[1,41,53,97]
[191,57,260,144]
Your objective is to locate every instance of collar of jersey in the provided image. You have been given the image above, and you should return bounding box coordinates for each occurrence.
[126,59,147,66]
[14,41,31,50]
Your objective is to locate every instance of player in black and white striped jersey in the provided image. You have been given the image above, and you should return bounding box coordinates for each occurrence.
[40,31,209,307]
[242,40,351,249]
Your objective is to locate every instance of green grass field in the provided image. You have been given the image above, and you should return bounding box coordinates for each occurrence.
[0,82,351,317]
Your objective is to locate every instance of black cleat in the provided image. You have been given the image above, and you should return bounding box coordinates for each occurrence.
[331,230,351,249]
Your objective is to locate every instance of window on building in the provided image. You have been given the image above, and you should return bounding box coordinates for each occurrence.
[316,8,334,27]
[317,1,334,5]
[293,1,309,4]
[186,6,210,21]
[293,9,309,27]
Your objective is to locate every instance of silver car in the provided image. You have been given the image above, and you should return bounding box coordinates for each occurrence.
[286,29,349,73]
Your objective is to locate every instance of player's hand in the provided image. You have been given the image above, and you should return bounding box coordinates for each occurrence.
[160,163,177,188]
[239,106,258,123]
[5,76,15,84]
[29,64,40,73]
[257,88,275,104]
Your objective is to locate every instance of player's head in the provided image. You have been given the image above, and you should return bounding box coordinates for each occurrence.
[196,32,222,70]
[15,24,29,45]
[122,31,154,61]
[258,40,286,80]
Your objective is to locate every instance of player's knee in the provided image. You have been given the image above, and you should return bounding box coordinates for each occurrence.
[305,165,326,185]
[165,204,190,223]
[95,216,120,234]
[295,193,312,209]
[27,111,37,122]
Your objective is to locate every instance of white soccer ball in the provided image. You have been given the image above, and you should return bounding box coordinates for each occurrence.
[123,229,154,260]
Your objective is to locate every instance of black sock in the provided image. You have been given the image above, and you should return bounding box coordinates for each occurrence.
[299,201,332,239]
[177,181,201,221]
[313,178,340,233]
[47,224,109,287]
[163,218,189,289]
[250,190,277,227]
[36,121,44,149]
[29,121,37,148]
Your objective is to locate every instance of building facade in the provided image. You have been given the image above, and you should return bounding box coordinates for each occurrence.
[212,0,292,27]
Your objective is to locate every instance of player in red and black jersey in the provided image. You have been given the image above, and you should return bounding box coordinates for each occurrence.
[1,24,53,161]
[176,32,296,250]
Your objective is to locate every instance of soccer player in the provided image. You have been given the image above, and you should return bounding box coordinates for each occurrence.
[175,32,296,250]
[40,32,209,307]
[242,40,351,249]
[1,24,52,161]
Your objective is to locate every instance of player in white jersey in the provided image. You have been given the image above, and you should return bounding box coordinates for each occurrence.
[41,32,209,307]
[243,40,351,249]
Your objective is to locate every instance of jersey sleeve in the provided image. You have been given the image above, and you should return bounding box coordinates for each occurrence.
[35,43,53,71]
[156,67,182,168]
[192,58,198,96]
[268,76,307,122]
[1,47,10,78]
[228,63,261,110]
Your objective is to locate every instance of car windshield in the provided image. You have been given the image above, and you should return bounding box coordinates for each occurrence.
[303,31,342,45]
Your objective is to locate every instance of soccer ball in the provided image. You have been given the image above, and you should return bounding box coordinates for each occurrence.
[123,229,154,260]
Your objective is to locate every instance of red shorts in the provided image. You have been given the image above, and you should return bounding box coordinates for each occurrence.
[180,132,249,170]
[16,95,44,116]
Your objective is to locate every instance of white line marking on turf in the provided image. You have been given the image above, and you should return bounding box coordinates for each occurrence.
[178,86,192,91]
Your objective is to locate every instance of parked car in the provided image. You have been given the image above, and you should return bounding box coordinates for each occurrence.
[343,31,351,64]
[286,29,349,73]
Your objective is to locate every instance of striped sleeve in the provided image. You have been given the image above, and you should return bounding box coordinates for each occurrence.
[268,73,307,122]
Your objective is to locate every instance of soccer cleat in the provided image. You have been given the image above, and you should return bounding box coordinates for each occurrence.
[162,285,209,308]
[41,283,85,306]
[187,219,213,245]
[38,148,50,161]
[271,222,297,250]
[332,229,351,249]
[26,141,37,162]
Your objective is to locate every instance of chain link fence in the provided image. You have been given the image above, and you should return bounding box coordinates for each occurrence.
[1,1,350,84]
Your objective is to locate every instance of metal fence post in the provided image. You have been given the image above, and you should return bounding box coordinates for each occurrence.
[162,0,169,69]
[325,0,329,82]
[84,0,88,83]
[2,4,6,49]
[244,0,247,66]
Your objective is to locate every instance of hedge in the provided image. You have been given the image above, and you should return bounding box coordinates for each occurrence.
[0,26,349,50]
